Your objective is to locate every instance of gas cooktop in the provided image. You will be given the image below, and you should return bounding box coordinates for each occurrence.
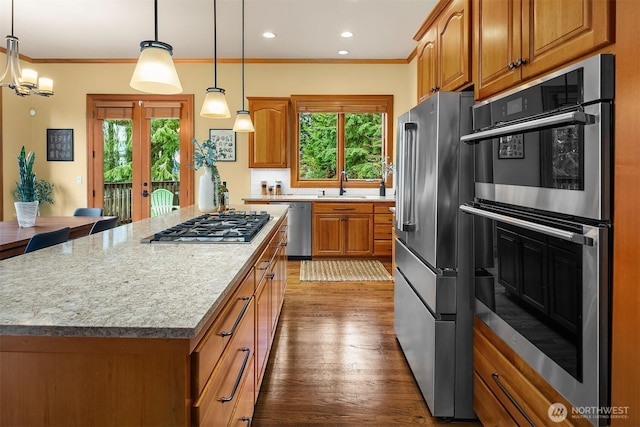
[142,211,271,243]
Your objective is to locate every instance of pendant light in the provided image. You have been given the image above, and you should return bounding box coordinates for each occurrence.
[130,0,182,94]
[200,0,230,118]
[0,0,54,97]
[232,0,255,132]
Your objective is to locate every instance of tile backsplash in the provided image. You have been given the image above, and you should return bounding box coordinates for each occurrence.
[250,169,394,197]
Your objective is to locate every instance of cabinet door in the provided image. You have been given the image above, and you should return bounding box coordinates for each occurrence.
[255,274,271,392]
[474,0,523,100]
[521,0,614,80]
[312,214,344,256]
[248,97,289,168]
[344,214,373,256]
[438,0,471,92]
[417,26,439,102]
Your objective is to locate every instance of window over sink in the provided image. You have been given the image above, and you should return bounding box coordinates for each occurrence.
[290,94,393,190]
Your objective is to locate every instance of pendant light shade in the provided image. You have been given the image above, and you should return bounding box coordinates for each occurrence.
[201,0,230,118]
[233,110,255,132]
[130,0,182,94]
[233,0,254,132]
[201,87,231,118]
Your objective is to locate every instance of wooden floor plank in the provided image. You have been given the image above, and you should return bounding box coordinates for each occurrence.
[252,260,481,426]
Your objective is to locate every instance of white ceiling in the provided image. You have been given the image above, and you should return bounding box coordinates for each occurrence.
[0,0,438,61]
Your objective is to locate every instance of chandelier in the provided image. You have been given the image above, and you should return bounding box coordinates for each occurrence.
[0,0,54,97]
[232,0,254,132]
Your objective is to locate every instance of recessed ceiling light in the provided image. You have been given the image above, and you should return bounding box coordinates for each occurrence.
[338,50,349,55]
[263,32,277,39]
[341,31,354,38]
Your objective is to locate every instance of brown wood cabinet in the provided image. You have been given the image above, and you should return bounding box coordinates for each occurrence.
[473,0,614,100]
[374,203,395,257]
[312,202,373,257]
[255,219,288,395]
[415,0,472,102]
[474,317,592,427]
[248,97,290,168]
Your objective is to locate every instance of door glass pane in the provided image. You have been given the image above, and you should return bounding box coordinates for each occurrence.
[344,112,383,179]
[103,119,133,223]
[299,112,337,180]
[150,118,180,215]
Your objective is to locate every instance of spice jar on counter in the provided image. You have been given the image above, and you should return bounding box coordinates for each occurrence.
[275,181,282,195]
[261,181,268,196]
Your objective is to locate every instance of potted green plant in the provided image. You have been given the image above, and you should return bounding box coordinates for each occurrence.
[13,146,40,227]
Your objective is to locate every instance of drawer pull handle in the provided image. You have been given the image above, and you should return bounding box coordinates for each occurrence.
[267,273,276,280]
[220,347,251,402]
[333,207,356,211]
[491,372,535,426]
[220,297,251,337]
[241,416,252,426]
[257,260,270,271]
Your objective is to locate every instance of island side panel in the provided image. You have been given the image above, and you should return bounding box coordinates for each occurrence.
[0,335,192,426]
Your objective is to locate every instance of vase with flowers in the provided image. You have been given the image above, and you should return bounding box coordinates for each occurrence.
[191,139,221,212]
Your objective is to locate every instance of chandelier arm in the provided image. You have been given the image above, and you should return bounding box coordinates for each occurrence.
[241,0,246,110]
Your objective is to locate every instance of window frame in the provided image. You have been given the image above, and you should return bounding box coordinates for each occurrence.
[290,94,394,189]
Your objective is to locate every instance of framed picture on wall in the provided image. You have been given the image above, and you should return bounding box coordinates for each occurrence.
[209,128,236,162]
[46,129,74,161]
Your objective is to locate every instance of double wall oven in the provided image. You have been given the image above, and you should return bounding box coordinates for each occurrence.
[460,54,613,424]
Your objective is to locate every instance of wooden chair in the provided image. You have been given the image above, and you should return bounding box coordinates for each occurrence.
[24,227,70,253]
[89,216,119,235]
[73,207,104,216]
[151,189,176,217]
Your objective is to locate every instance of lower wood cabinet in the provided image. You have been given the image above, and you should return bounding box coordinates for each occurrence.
[312,202,373,256]
[373,203,395,256]
[473,317,592,427]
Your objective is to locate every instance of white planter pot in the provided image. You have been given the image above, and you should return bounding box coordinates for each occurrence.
[15,201,39,227]
[198,166,220,212]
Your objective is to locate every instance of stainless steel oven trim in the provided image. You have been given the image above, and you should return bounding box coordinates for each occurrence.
[473,102,611,221]
[464,206,609,423]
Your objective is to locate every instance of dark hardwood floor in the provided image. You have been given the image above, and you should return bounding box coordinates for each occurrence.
[252,260,481,426]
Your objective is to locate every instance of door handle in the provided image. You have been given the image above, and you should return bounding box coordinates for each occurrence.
[142,190,150,197]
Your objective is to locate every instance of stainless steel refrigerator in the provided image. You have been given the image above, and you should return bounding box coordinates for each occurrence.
[394,91,476,419]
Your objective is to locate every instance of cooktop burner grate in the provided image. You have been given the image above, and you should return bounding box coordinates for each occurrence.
[143,211,271,243]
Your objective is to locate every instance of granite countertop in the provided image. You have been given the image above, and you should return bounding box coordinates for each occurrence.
[0,204,287,340]
[242,194,396,202]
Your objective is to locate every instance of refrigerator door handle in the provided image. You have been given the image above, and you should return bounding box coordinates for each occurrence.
[398,122,417,232]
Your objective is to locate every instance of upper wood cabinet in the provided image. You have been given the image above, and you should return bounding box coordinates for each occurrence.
[248,97,290,168]
[473,0,614,100]
[416,0,472,102]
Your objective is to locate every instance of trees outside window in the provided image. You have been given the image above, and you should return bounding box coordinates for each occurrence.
[291,95,393,189]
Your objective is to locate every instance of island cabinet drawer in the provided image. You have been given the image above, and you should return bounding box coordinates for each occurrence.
[313,202,373,214]
[473,372,518,427]
[192,272,255,397]
[374,213,394,225]
[193,298,255,426]
[374,203,395,214]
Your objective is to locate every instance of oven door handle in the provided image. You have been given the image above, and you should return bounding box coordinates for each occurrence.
[460,205,594,246]
[460,111,596,144]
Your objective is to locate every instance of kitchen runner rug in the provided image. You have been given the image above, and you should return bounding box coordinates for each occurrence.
[300,260,393,282]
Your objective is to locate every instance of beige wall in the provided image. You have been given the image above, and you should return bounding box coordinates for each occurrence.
[2,55,416,218]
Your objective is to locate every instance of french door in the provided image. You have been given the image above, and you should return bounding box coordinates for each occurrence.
[87,94,194,222]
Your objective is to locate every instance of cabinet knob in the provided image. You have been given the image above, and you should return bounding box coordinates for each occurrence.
[515,58,528,68]
[508,61,516,70]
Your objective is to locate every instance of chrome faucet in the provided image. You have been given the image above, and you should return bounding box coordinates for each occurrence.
[339,170,348,195]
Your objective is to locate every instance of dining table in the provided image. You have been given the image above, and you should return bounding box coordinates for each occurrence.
[0,216,115,260]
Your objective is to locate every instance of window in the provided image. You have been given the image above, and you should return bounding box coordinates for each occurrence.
[290,95,393,189]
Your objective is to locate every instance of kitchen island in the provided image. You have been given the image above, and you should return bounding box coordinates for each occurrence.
[0,204,288,426]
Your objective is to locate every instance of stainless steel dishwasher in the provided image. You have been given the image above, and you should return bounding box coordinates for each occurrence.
[271,202,312,259]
